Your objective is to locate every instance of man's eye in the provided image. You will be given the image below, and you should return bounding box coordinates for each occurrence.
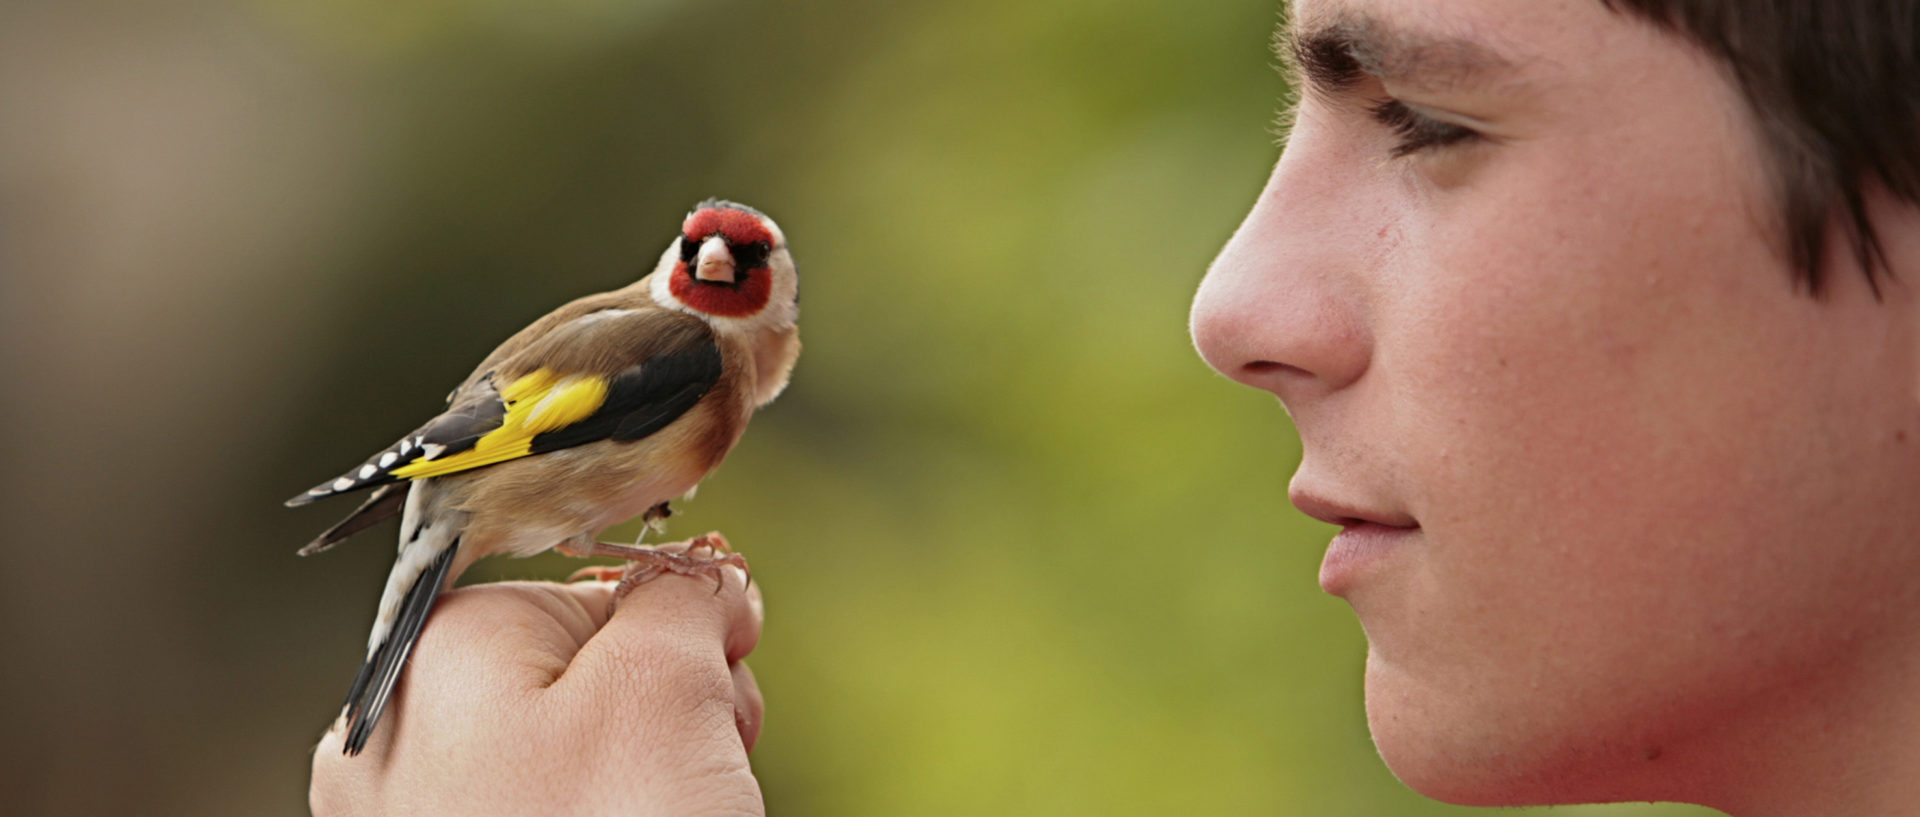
[1369,99,1479,157]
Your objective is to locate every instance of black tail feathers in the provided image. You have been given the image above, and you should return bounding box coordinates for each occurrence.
[339,540,459,755]
[300,483,409,557]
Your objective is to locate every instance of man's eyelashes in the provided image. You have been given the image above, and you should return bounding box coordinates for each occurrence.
[1369,99,1479,157]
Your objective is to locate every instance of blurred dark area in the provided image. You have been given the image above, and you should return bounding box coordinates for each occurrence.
[0,1,1719,815]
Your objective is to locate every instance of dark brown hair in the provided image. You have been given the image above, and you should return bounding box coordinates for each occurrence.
[1601,0,1919,296]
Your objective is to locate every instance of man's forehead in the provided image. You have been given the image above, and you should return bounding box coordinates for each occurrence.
[1288,0,1517,35]
[1280,0,1535,93]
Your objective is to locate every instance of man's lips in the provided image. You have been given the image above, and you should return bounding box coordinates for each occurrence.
[1289,491,1419,596]
[1318,521,1419,595]
[1289,490,1417,529]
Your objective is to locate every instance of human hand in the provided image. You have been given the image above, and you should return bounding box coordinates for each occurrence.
[309,552,765,817]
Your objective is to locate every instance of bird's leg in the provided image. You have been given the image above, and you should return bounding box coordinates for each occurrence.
[564,503,686,589]
[555,533,599,560]
[560,532,625,583]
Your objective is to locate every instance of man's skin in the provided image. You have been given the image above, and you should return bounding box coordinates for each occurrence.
[313,0,1920,813]
[1192,0,1920,813]
[308,550,768,817]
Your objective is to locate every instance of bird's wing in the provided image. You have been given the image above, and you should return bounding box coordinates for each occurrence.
[286,307,722,507]
[297,482,409,555]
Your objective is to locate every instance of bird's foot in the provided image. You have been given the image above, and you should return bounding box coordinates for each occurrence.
[566,564,627,583]
[569,532,748,616]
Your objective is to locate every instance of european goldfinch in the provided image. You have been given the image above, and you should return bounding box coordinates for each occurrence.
[287,199,801,755]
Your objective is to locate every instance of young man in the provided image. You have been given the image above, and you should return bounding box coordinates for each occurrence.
[1191,0,1920,813]
[311,1,1918,813]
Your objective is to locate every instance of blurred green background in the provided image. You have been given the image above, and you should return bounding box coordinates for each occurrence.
[0,0,1723,815]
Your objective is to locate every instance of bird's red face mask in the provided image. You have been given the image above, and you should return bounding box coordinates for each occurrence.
[671,207,775,318]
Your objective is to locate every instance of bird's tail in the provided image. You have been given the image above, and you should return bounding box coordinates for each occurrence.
[300,482,410,556]
[338,529,461,756]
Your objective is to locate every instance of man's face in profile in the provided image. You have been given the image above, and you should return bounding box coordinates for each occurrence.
[1192,0,1920,807]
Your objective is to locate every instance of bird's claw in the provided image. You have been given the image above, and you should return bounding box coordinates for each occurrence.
[568,532,749,617]
[566,564,627,583]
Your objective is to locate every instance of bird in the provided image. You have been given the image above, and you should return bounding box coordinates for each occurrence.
[286,199,801,756]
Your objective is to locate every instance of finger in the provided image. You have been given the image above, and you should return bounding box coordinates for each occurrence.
[732,661,764,753]
[575,538,760,672]
[403,582,604,697]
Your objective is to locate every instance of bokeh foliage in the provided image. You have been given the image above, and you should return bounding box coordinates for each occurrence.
[0,0,1722,815]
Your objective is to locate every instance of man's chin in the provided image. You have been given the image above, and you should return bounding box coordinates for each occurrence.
[1362,653,1597,808]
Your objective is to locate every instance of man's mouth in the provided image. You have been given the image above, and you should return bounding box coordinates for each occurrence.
[1288,491,1420,596]
[1317,520,1419,595]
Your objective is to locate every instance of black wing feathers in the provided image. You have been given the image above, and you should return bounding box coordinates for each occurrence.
[406,385,511,461]
[526,341,723,453]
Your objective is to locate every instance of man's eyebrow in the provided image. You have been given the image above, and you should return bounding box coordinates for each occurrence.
[1273,12,1518,94]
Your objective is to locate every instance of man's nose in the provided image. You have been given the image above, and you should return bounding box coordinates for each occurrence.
[1190,135,1376,406]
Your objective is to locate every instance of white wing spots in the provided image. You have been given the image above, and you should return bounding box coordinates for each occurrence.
[398,439,415,456]
[379,452,399,468]
[309,486,329,496]
[421,443,448,460]
[332,477,356,491]
[359,464,378,479]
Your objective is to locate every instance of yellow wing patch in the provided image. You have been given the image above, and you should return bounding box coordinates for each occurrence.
[391,369,610,479]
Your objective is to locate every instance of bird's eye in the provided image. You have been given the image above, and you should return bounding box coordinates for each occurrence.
[678,236,701,263]
[733,241,771,271]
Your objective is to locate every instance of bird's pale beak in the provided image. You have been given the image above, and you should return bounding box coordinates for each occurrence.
[694,236,736,284]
